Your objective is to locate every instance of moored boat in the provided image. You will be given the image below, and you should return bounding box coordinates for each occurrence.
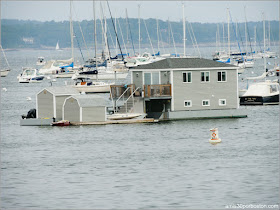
[240,80,279,105]
[52,120,70,126]
[17,68,45,83]
[72,76,113,93]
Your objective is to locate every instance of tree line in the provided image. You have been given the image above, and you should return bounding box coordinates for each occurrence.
[1,18,279,51]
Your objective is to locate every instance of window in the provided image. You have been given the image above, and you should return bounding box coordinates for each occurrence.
[218,71,227,82]
[202,100,210,106]
[184,100,192,107]
[201,71,210,82]
[144,72,160,85]
[183,72,192,83]
[219,99,226,106]
[270,85,278,93]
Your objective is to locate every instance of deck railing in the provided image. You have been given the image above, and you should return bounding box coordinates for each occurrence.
[110,84,135,99]
[144,84,172,98]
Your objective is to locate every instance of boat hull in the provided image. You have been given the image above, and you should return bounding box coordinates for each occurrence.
[240,94,279,105]
[1,69,10,77]
[74,85,111,93]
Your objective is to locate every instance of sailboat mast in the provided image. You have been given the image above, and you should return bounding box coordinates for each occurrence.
[138,4,141,55]
[244,6,248,56]
[263,12,266,71]
[227,8,230,58]
[183,3,186,57]
[70,0,74,63]
[115,14,118,55]
[93,1,97,67]
[157,18,160,53]
[268,21,271,50]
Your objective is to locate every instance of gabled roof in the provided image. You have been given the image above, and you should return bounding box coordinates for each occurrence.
[130,57,237,70]
[41,86,80,96]
[70,94,109,107]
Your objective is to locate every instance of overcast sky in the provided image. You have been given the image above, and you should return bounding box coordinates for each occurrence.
[1,1,279,23]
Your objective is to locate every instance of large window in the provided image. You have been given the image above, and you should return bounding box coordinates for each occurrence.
[218,71,227,82]
[201,71,210,82]
[144,72,160,85]
[183,72,192,83]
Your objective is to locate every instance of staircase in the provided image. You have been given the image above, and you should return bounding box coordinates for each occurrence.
[112,87,144,114]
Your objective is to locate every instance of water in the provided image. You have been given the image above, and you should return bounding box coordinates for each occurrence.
[1,47,279,209]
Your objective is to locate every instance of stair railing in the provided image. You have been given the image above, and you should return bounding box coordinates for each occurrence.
[114,87,131,113]
[124,87,141,113]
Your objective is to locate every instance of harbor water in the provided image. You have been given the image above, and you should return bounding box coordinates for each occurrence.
[1,47,279,209]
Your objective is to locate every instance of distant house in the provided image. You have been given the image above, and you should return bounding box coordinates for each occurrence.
[22,37,34,44]
[119,57,247,120]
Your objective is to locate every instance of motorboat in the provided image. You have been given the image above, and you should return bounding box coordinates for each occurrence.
[39,58,80,75]
[52,120,70,126]
[236,58,254,68]
[36,57,46,66]
[1,69,11,77]
[107,113,144,120]
[240,80,279,105]
[72,76,114,93]
[17,68,45,83]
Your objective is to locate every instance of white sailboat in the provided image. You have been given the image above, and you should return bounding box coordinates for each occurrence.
[55,41,60,50]
[1,45,11,77]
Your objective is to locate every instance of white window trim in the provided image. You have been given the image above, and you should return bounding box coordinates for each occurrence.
[217,71,227,82]
[184,100,192,107]
[219,99,227,106]
[182,72,192,83]
[202,99,210,106]
[201,71,210,83]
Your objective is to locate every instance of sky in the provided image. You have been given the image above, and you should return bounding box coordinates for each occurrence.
[1,1,279,23]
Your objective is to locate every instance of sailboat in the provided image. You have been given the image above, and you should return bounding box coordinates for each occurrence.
[55,41,59,50]
[239,13,279,105]
[55,41,62,51]
[1,45,11,77]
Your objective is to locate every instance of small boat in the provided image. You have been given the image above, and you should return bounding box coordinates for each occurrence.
[52,120,70,126]
[1,69,11,77]
[17,68,45,83]
[36,57,46,66]
[107,113,143,120]
[240,80,279,105]
[73,76,113,93]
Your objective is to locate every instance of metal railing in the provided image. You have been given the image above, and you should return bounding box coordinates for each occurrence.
[113,87,131,113]
[123,87,141,113]
[144,84,172,98]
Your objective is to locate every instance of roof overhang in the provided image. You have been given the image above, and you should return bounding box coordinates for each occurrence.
[130,67,238,72]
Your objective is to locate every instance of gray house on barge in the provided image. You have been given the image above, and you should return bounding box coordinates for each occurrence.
[111,57,247,120]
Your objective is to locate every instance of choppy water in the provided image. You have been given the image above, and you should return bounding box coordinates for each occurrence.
[1,47,279,209]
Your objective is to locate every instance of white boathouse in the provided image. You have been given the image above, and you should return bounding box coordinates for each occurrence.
[36,86,80,121]
[63,95,108,123]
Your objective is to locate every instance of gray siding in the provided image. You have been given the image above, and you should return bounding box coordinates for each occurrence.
[132,71,143,90]
[63,97,80,122]
[82,107,105,122]
[37,90,53,118]
[160,71,170,84]
[55,96,70,121]
[172,69,238,111]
